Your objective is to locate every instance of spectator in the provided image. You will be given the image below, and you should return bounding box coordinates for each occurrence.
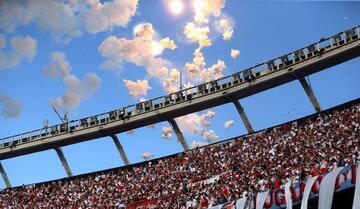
[0,101,359,208]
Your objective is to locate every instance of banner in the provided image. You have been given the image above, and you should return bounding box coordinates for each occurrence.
[318,167,343,209]
[206,164,357,209]
[126,164,357,209]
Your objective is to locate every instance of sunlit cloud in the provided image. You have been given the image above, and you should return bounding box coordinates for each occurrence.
[231,49,240,59]
[152,41,163,56]
[123,79,151,99]
[176,110,215,135]
[163,68,181,93]
[193,0,225,24]
[98,23,176,80]
[142,152,154,160]
[185,48,205,79]
[160,37,177,50]
[184,22,211,48]
[223,29,233,41]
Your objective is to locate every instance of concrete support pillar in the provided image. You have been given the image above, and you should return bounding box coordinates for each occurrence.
[54,147,73,177]
[299,77,322,113]
[167,118,189,151]
[0,161,11,188]
[232,100,254,134]
[110,135,130,165]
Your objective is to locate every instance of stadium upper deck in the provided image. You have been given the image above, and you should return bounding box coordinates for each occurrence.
[0,25,360,164]
[0,95,359,208]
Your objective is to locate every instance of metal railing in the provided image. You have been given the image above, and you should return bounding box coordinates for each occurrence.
[1,25,359,149]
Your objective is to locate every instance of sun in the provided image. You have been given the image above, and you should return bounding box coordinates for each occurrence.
[168,0,184,15]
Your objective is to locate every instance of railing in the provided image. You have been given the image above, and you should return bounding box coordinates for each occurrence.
[1,25,359,149]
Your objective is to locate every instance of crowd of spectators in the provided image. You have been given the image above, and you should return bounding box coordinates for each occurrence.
[0,100,359,208]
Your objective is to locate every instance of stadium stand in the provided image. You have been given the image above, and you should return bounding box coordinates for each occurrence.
[0,98,359,208]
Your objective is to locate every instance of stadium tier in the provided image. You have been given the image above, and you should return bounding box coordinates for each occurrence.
[1,98,359,208]
[1,25,360,161]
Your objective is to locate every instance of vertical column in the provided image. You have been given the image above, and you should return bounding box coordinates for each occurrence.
[0,161,11,188]
[299,77,321,113]
[167,118,189,151]
[232,100,254,134]
[110,135,130,165]
[54,147,73,177]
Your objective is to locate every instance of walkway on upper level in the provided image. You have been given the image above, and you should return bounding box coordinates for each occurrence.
[0,25,359,161]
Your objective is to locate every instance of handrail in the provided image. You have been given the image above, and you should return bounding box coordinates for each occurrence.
[0,25,359,149]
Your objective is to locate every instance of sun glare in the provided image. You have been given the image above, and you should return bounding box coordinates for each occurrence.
[169,0,184,15]
[152,41,163,56]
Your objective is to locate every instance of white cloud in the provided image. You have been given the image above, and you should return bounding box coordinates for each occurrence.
[0,35,37,69]
[199,110,216,126]
[193,0,225,24]
[0,93,22,118]
[30,0,81,43]
[200,129,218,142]
[220,18,229,30]
[162,68,180,93]
[231,49,240,59]
[199,60,226,83]
[223,29,233,41]
[98,23,175,80]
[215,16,234,33]
[184,47,226,83]
[224,120,234,128]
[176,110,216,135]
[50,73,101,110]
[161,126,172,139]
[184,22,211,48]
[191,140,208,149]
[142,152,154,160]
[185,48,206,79]
[0,0,33,33]
[160,37,177,50]
[43,51,72,77]
[0,0,139,42]
[82,0,139,33]
[123,79,151,98]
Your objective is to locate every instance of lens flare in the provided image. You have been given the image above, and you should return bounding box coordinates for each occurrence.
[169,0,184,15]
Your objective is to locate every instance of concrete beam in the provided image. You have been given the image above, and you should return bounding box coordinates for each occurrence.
[299,77,321,113]
[0,161,11,188]
[167,118,189,151]
[54,147,73,177]
[232,100,254,134]
[110,135,130,165]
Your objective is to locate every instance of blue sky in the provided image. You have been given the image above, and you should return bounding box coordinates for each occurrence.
[0,0,359,188]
